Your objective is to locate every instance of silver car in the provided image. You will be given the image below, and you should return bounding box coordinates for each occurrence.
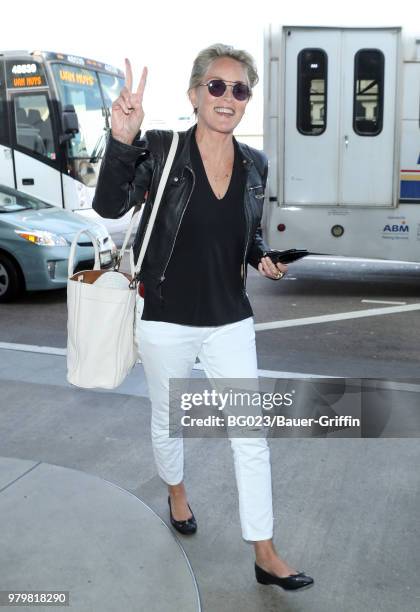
[0,184,117,302]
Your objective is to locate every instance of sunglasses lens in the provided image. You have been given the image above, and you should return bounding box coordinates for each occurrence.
[205,80,250,101]
[207,80,226,97]
[233,83,250,101]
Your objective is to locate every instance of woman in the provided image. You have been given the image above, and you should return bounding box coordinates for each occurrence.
[93,43,313,591]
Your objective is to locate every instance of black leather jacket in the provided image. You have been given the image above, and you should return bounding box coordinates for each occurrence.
[92,124,271,300]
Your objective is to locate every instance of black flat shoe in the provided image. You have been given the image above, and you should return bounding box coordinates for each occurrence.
[255,562,314,591]
[168,496,197,535]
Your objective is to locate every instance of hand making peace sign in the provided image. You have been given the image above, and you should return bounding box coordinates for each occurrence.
[111,58,148,145]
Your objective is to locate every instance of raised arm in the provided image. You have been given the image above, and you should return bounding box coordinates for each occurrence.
[92,59,153,219]
[111,58,147,146]
[92,132,153,219]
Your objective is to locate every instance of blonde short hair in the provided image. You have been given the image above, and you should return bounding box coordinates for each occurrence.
[187,43,258,113]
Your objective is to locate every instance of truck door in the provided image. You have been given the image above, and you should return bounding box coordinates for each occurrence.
[283,27,399,207]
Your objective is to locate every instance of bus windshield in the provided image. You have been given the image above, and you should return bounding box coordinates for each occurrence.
[50,63,123,159]
[98,72,125,113]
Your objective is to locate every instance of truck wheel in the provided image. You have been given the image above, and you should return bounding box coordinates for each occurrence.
[0,253,24,302]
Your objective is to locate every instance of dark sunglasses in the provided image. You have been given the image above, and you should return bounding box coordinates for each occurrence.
[199,79,251,101]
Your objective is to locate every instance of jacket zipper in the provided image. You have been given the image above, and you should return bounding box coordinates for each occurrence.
[242,191,251,291]
[242,163,253,290]
[158,165,196,287]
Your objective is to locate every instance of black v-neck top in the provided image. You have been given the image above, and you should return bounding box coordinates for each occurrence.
[141,131,253,326]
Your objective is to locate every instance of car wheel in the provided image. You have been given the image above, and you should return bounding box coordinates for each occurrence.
[0,253,24,302]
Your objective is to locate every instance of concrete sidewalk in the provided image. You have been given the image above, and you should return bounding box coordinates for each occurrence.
[0,457,200,612]
[0,347,419,612]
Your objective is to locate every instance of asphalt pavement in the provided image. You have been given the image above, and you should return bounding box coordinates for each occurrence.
[1,256,419,611]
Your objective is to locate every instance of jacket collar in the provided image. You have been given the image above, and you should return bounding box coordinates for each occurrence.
[178,123,254,171]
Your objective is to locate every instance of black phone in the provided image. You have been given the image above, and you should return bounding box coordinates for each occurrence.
[262,249,309,264]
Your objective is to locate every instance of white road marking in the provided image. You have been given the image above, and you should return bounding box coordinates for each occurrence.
[1,301,419,358]
[0,342,66,355]
[361,299,407,305]
[192,361,324,378]
[308,255,420,266]
[0,342,324,378]
[1,344,419,389]
[0,342,323,378]
[254,302,420,331]
[375,380,420,393]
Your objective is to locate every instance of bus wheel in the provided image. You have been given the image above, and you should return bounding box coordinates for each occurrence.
[0,254,24,302]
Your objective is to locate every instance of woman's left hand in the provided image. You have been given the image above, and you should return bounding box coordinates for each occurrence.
[258,256,288,280]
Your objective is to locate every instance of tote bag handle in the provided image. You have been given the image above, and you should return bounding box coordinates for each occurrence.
[115,130,179,279]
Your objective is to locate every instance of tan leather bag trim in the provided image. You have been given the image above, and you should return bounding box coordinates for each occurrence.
[69,270,133,284]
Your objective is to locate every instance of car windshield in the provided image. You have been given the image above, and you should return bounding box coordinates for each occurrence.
[0,190,52,213]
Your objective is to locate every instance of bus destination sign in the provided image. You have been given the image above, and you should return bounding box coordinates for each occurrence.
[6,62,47,88]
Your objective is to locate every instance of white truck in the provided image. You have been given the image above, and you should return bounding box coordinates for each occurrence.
[262,25,420,262]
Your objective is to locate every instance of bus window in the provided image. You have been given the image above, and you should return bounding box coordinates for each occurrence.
[353,49,384,136]
[50,64,106,159]
[13,94,56,159]
[297,49,327,135]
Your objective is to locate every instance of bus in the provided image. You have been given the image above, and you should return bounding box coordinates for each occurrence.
[0,50,131,237]
[263,25,420,262]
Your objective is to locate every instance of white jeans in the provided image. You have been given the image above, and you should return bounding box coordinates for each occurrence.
[135,296,273,542]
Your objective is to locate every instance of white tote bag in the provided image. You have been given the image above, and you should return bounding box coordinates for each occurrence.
[66,131,179,389]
